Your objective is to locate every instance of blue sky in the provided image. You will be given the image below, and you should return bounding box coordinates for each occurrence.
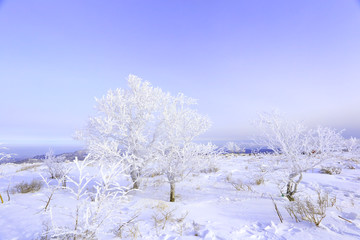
[1,0,360,146]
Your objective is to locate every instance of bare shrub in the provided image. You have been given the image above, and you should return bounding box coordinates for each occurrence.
[124,223,141,240]
[17,163,41,172]
[199,166,219,174]
[148,171,163,178]
[226,174,253,192]
[285,190,336,226]
[225,173,232,182]
[114,213,140,239]
[152,202,175,235]
[345,164,356,170]
[319,166,342,175]
[192,221,201,237]
[230,180,253,192]
[348,157,360,164]
[12,179,43,193]
[151,201,188,236]
[254,176,265,185]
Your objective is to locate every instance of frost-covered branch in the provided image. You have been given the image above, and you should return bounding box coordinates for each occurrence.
[43,154,130,239]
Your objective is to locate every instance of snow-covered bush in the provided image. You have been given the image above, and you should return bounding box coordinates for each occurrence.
[44,149,69,186]
[43,157,94,239]
[42,154,130,239]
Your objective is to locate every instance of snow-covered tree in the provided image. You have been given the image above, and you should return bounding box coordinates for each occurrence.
[308,126,345,157]
[155,93,213,202]
[78,74,216,199]
[256,111,310,157]
[256,111,345,201]
[44,149,69,186]
[224,141,243,154]
[78,75,168,189]
[344,137,360,153]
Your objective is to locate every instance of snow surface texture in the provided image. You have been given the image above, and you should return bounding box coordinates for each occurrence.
[0,154,360,239]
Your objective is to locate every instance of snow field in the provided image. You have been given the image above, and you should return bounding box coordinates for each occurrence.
[0,154,359,239]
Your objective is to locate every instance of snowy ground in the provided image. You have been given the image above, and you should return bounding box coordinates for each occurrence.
[0,154,360,239]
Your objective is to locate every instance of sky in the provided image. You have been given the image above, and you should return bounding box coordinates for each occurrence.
[1,0,360,147]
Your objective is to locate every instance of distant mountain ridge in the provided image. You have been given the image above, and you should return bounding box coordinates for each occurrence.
[1,149,87,164]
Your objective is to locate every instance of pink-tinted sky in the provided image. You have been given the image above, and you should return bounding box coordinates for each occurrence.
[1,0,360,145]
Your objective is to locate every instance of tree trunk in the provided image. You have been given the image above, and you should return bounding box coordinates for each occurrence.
[62,178,67,188]
[170,182,175,202]
[130,169,140,189]
[286,182,296,201]
[286,172,303,201]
